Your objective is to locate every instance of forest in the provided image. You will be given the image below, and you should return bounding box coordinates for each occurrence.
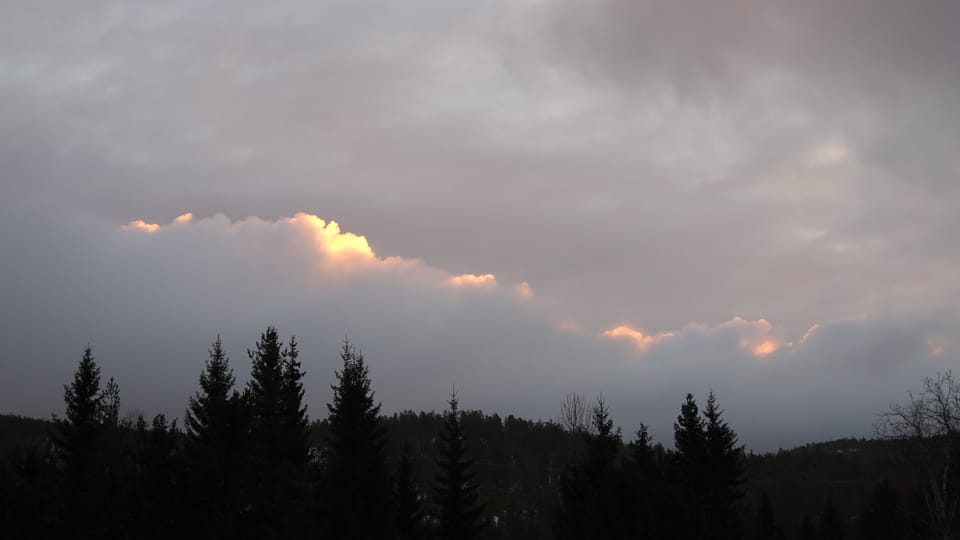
[0,326,957,540]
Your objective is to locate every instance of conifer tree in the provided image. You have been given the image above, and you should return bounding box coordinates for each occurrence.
[394,447,425,540]
[673,393,707,539]
[323,339,393,539]
[99,377,120,429]
[184,336,250,538]
[278,335,311,534]
[55,347,103,480]
[432,392,485,540]
[556,396,636,538]
[246,326,297,536]
[625,424,661,539]
[52,346,121,537]
[280,336,310,469]
[703,391,744,540]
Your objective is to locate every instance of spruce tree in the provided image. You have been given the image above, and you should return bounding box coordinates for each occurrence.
[52,346,122,538]
[673,393,706,539]
[394,447,425,540]
[323,339,393,539]
[703,391,744,540]
[555,396,640,539]
[280,336,310,469]
[625,424,661,539]
[432,392,485,540]
[55,346,103,482]
[184,336,250,539]
[246,326,298,536]
[279,335,311,534]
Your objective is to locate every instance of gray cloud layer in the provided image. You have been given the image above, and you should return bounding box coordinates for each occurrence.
[1,1,958,450]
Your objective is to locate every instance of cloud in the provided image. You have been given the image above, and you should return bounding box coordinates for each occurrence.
[0,206,954,451]
[447,273,498,289]
[602,325,674,354]
[603,317,781,358]
[0,0,959,451]
[122,219,160,233]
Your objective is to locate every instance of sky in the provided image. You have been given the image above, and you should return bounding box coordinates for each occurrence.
[1,0,958,451]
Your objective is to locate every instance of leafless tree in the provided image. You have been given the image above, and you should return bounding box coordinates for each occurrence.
[880,372,960,540]
[559,392,589,434]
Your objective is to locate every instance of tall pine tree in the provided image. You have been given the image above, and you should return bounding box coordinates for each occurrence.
[555,396,632,539]
[673,393,707,540]
[52,346,122,538]
[246,326,309,537]
[184,336,250,539]
[323,339,393,539]
[703,391,744,540]
[432,392,485,540]
[280,336,310,469]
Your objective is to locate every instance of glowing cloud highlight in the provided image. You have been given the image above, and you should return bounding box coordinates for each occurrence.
[122,220,160,233]
[447,273,498,289]
[602,325,674,353]
[286,213,381,271]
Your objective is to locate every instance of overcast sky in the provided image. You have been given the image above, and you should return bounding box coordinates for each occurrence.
[1,0,958,451]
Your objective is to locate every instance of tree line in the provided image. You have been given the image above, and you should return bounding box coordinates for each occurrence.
[0,326,953,539]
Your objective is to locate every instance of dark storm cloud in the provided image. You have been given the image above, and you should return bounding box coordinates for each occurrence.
[1,1,958,449]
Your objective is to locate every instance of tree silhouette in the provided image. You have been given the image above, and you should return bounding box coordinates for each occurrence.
[52,346,119,537]
[555,396,629,539]
[624,423,665,539]
[246,326,308,537]
[703,391,744,539]
[673,393,707,539]
[55,347,103,481]
[323,339,393,539]
[280,336,310,468]
[184,336,250,539]
[433,391,485,540]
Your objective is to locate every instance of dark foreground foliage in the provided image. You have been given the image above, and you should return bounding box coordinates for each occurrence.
[0,329,953,539]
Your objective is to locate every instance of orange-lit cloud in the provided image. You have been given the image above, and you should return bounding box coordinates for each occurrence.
[515,281,533,299]
[124,213,193,232]
[173,212,193,224]
[602,324,674,353]
[286,212,382,271]
[716,316,781,357]
[122,219,160,233]
[602,316,784,358]
[120,212,539,295]
[751,340,778,357]
[447,273,498,289]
